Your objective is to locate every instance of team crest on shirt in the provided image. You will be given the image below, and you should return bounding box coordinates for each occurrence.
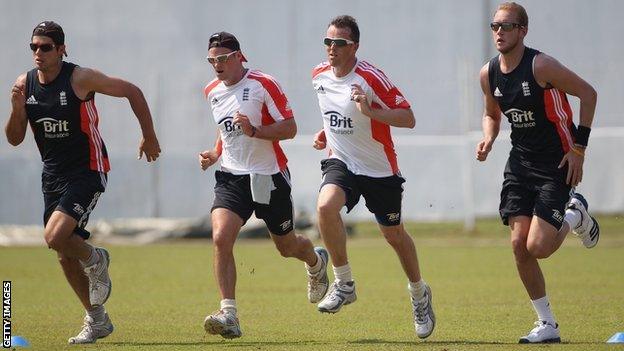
[59,91,67,106]
[522,81,531,96]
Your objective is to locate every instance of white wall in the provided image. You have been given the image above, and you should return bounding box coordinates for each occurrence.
[1,0,622,224]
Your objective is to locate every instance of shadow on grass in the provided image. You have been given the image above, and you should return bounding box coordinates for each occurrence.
[108,338,606,348]
[349,338,606,346]
[108,340,331,347]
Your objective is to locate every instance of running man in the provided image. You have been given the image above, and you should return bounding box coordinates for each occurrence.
[199,31,329,339]
[477,2,599,343]
[5,21,161,344]
[311,15,435,339]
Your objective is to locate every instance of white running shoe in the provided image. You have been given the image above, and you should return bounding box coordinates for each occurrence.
[317,280,356,313]
[307,247,329,303]
[204,310,242,339]
[519,320,561,343]
[567,193,600,248]
[68,313,114,344]
[412,284,435,339]
[84,248,112,306]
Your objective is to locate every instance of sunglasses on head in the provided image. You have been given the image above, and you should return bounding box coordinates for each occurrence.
[490,22,523,32]
[206,50,238,64]
[29,43,56,52]
[323,37,355,47]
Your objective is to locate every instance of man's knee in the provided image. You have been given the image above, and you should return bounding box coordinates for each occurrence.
[212,229,236,252]
[317,200,340,219]
[381,225,407,247]
[526,240,554,259]
[44,228,68,251]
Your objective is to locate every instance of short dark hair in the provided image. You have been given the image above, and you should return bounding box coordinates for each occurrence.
[328,15,360,43]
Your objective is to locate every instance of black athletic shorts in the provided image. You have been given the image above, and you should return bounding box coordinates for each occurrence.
[42,170,107,239]
[211,169,294,235]
[499,153,572,230]
[320,158,405,226]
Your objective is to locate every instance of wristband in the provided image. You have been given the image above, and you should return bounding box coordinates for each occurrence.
[575,125,591,147]
[570,147,585,157]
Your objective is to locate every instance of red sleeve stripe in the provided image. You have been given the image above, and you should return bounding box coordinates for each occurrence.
[81,99,110,172]
[204,79,221,98]
[216,137,223,156]
[312,62,331,79]
[370,102,399,173]
[358,61,394,91]
[248,71,293,119]
[544,89,574,152]
[249,71,285,95]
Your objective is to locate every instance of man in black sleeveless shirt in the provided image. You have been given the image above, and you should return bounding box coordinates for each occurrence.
[476,2,599,344]
[5,21,161,344]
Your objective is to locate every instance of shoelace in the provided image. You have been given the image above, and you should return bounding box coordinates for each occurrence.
[529,321,549,335]
[413,296,429,324]
[75,318,94,339]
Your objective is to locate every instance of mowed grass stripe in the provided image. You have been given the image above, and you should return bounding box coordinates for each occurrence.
[0,228,622,350]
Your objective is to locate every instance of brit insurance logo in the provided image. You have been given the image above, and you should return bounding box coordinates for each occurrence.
[35,117,70,139]
[503,108,535,129]
[324,110,353,135]
[217,116,243,137]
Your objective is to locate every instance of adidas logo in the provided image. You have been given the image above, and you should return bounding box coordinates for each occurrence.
[211,97,218,105]
[26,95,38,105]
[494,87,503,97]
[395,95,406,105]
[316,85,325,94]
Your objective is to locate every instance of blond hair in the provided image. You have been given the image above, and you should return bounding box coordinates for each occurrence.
[496,2,528,26]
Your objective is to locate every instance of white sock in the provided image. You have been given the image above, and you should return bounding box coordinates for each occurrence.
[333,264,352,283]
[80,246,99,268]
[220,299,237,314]
[408,280,427,300]
[87,305,105,321]
[305,251,323,275]
[531,296,556,326]
[564,208,582,230]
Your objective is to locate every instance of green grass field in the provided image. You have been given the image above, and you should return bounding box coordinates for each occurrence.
[1,217,623,350]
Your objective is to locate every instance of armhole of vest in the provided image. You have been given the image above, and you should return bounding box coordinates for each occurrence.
[487,58,496,95]
[531,51,550,89]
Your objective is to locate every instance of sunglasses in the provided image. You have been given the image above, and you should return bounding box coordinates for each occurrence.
[323,37,355,47]
[29,43,56,52]
[490,22,523,32]
[206,50,238,64]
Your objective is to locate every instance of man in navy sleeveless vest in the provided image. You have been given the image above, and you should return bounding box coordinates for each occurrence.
[476,2,599,344]
[5,21,161,344]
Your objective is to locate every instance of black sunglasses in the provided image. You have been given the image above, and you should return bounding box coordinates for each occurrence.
[323,37,355,47]
[29,43,56,52]
[490,22,523,32]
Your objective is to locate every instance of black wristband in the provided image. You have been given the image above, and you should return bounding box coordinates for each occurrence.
[575,125,591,147]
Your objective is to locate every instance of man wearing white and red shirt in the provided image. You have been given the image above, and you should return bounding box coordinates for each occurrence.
[198,32,329,339]
[311,16,435,339]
